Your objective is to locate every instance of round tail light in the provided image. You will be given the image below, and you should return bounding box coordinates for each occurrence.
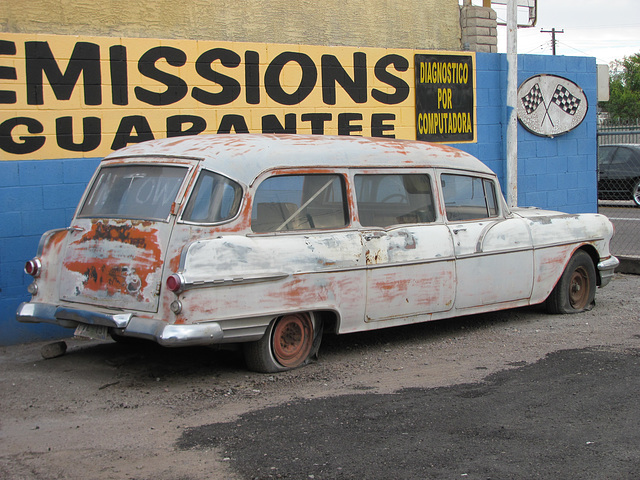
[166,273,184,293]
[25,258,42,277]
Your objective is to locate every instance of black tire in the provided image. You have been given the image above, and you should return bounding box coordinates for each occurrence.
[546,250,596,314]
[632,179,640,207]
[243,312,321,373]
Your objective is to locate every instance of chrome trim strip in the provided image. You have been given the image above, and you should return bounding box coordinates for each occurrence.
[455,247,532,260]
[181,272,290,291]
[475,219,506,253]
[36,228,67,256]
[532,238,604,250]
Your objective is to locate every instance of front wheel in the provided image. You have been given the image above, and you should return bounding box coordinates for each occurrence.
[632,179,640,207]
[546,250,596,314]
[243,312,321,373]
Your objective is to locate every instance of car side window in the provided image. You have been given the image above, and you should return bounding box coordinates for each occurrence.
[441,174,499,221]
[355,174,436,227]
[182,170,243,224]
[598,146,616,166]
[251,174,348,232]
[611,147,635,165]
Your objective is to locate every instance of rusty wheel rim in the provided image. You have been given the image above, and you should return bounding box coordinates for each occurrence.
[272,313,313,368]
[569,266,590,309]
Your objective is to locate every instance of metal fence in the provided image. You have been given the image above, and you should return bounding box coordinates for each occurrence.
[597,119,640,257]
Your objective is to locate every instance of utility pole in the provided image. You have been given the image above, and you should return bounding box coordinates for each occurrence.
[540,28,564,55]
[506,0,518,207]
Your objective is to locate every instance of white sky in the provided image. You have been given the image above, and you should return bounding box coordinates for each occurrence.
[468,1,640,65]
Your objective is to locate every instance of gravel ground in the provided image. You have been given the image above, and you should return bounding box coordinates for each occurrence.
[1,273,639,480]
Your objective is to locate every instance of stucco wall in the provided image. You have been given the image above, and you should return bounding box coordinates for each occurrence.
[1,0,461,51]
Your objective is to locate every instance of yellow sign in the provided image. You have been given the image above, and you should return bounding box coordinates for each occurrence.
[0,33,475,160]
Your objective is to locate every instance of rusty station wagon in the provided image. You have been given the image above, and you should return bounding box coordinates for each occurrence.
[17,134,619,372]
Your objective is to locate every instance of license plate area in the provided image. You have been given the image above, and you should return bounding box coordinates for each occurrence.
[74,324,109,340]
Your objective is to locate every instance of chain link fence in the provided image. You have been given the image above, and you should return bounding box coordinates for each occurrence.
[597,119,640,257]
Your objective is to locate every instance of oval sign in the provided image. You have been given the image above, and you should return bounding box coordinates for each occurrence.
[517,74,588,137]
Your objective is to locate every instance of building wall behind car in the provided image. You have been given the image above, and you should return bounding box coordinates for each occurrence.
[0,0,462,51]
[0,3,598,345]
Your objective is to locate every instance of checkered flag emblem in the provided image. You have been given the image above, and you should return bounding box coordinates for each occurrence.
[521,83,543,114]
[551,84,581,115]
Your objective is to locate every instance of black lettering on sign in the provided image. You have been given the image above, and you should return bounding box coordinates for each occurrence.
[56,116,101,152]
[321,52,367,105]
[111,115,154,149]
[372,54,409,105]
[262,114,296,134]
[217,114,249,134]
[371,113,396,138]
[167,115,207,137]
[245,50,261,105]
[338,113,363,136]
[109,45,128,106]
[135,47,188,106]
[265,52,317,105]
[192,48,242,106]
[0,40,17,104]
[0,117,46,154]
[301,113,332,134]
[25,41,102,106]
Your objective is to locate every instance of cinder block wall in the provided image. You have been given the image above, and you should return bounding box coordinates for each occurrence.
[452,53,597,214]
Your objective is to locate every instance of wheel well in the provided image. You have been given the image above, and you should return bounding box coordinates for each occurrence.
[313,310,341,334]
[577,245,601,286]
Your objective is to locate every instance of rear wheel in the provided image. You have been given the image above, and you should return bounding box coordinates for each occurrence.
[244,312,321,373]
[546,250,596,314]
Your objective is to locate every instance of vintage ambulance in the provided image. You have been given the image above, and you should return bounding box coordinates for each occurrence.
[17,134,618,372]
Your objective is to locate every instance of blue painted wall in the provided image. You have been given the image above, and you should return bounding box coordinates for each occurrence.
[453,52,597,213]
[0,52,598,346]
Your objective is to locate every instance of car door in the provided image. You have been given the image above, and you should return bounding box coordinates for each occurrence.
[355,172,456,323]
[439,172,534,309]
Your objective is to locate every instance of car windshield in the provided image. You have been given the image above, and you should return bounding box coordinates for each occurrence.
[79,164,188,221]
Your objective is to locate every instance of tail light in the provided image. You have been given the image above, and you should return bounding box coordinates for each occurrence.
[25,258,42,277]
[166,273,184,293]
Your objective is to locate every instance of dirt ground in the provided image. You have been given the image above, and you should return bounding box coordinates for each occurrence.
[1,273,639,480]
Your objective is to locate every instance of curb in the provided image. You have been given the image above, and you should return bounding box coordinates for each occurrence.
[615,256,640,275]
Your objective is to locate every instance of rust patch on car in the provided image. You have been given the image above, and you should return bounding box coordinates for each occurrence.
[63,222,163,300]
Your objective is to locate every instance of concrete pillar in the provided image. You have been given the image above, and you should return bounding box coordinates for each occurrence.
[460,5,498,53]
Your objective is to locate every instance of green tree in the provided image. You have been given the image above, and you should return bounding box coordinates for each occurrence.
[601,53,640,121]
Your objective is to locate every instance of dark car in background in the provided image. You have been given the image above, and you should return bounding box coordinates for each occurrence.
[598,144,640,207]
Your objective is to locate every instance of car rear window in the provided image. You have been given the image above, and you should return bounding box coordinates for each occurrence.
[79,164,188,221]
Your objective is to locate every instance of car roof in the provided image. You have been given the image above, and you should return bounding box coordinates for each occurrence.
[104,134,494,185]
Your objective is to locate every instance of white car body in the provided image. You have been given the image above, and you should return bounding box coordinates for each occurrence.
[17,134,618,371]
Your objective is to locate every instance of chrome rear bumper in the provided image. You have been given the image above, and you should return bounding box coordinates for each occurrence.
[16,302,224,347]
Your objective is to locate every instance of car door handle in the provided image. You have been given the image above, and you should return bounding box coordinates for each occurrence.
[363,231,387,241]
[452,227,466,234]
